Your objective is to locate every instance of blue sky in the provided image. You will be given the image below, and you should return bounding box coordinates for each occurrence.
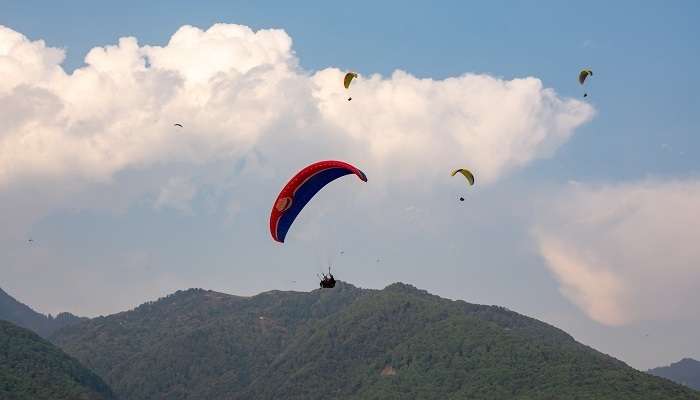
[1,1,699,370]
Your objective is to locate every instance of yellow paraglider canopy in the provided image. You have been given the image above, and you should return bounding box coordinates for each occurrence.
[451,168,475,186]
[578,69,593,85]
[344,72,358,89]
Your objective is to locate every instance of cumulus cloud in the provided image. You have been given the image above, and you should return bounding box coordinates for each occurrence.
[0,23,592,197]
[534,180,700,326]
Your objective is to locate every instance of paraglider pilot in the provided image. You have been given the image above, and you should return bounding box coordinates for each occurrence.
[319,267,336,288]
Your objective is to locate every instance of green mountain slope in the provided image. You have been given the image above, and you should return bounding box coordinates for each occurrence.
[0,320,115,400]
[0,287,85,338]
[649,358,700,390]
[52,282,699,400]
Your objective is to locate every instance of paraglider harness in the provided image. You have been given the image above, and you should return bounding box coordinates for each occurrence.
[319,267,336,289]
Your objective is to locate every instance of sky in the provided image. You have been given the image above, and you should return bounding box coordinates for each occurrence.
[1,0,698,370]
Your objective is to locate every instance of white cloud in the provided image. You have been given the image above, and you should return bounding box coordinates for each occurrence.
[0,23,592,196]
[535,180,700,326]
[313,70,592,184]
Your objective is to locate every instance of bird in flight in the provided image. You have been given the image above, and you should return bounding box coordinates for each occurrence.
[174,123,183,127]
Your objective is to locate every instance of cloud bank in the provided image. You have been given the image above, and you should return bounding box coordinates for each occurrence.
[535,180,700,326]
[0,23,592,200]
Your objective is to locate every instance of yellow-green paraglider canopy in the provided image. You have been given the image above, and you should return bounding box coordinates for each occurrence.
[344,72,358,89]
[578,69,593,85]
[451,168,475,186]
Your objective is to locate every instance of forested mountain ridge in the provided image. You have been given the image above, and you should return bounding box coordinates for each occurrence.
[0,320,115,400]
[52,282,700,400]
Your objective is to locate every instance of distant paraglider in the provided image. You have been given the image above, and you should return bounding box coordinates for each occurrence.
[344,72,358,101]
[319,267,336,288]
[451,168,475,186]
[174,123,183,127]
[451,168,474,202]
[578,69,593,85]
[579,69,593,97]
[343,72,357,89]
[269,160,367,243]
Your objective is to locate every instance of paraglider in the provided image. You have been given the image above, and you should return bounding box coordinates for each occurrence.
[579,69,593,97]
[174,123,183,127]
[343,72,357,89]
[578,69,593,84]
[269,160,367,243]
[451,168,474,203]
[319,267,336,288]
[344,72,357,101]
[451,168,475,186]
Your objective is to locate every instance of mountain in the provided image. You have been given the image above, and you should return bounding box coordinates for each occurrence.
[0,287,85,338]
[52,282,699,400]
[649,358,700,390]
[0,320,116,400]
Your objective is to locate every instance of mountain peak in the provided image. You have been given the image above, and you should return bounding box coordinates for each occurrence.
[382,282,431,295]
[648,357,700,390]
[0,286,85,338]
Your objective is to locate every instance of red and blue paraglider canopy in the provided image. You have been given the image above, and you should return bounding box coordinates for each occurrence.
[270,160,367,243]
